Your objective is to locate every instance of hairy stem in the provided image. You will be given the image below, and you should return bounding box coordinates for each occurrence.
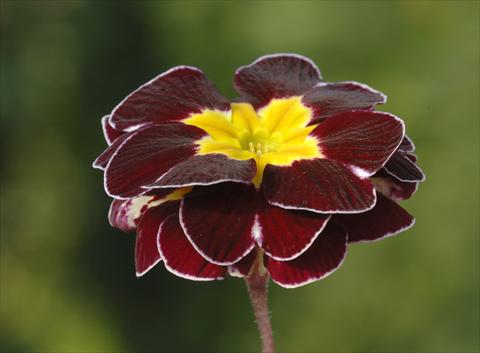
[245,266,275,353]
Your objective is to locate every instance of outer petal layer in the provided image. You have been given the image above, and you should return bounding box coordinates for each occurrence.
[302,82,386,123]
[263,159,375,213]
[158,215,226,280]
[266,223,347,288]
[135,201,179,276]
[93,131,133,170]
[371,171,418,201]
[398,135,415,153]
[101,115,124,145]
[311,111,404,175]
[180,183,257,265]
[228,250,257,277]
[108,189,173,232]
[384,152,425,182]
[234,54,322,108]
[146,154,256,189]
[256,197,330,260]
[110,67,230,131]
[335,194,414,243]
[105,123,205,198]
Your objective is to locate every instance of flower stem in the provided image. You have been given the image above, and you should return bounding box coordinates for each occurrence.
[245,267,275,353]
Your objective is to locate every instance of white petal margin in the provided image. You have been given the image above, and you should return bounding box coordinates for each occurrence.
[235,53,323,80]
[268,239,348,289]
[309,80,387,105]
[178,199,256,266]
[257,214,332,262]
[266,187,378,215]
[157,216,224,281]
[348,218,416,244]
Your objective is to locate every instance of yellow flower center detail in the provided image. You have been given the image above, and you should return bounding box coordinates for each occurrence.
[183,97,322,187]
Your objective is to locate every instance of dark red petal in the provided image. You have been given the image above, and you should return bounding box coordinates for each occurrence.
[263,159,375,213]
[266,223,347,288]
[228,249,257,277]
[108,190,172,232]
[398,135,415,153]
[311,111,404,176]
[135,201,179,276]
[371,170,418,201]
[101,115,124,145]
[257,196,330,260]
[180,183,256,265]
[145,154,256,189]
[234,54,322,108]
[302,81,386,123]
[158,215,226,281]
[384,152,425,182]
[92,131,133,170]
[105,123,205,199]
[110,66,230,131]
[335,194,414,244]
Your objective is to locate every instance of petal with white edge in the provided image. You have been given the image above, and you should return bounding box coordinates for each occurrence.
[158,215,226,281]
[266,222,347,288]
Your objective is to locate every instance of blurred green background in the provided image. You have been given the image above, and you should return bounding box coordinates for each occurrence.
[1,1,478,352]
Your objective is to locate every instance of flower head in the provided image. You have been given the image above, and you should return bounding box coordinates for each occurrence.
[94,54,424,288]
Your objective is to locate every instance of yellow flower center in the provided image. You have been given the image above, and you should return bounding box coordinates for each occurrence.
[183,97,322,187]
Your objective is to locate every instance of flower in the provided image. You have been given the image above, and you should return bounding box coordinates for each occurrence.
[93,54,424,288]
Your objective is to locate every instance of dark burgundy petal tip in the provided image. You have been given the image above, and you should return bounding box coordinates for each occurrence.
[104,123,206,199]
[335,194,415,244]
[398,135,415,153]
[263,159,376,214]
[179,183,257,265]
[145,154,257,189]
[312,110,405,176]
[303,81,387,123]
[228,249,257,278]
[93,130,134,170]
[256,197,331,261]
[384,152,426,182]
[135,202,179,277]
[110,66,230,131]
[101,115,124,145]
[266,223,348,288]
[158,215,226,281]
[234,54,322,108]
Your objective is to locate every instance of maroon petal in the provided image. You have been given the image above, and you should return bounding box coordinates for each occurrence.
[234,54,322,108]
[398,135,415,153]
[257,196,330,260]
[335,194,414,244]
[101,115,124,145]
[311,111,404,176]
[180,183,256,265]
[263,159,376,213]
[266,223,347,288]
[228,249,256,277]
[158,215,226,281]
[384,152,425,182]
[92,131,133,170]
[371,171,418,201]
[108,190,173,232]
[145,154,256,189]
[135,201,179,276]
[105,123,206,199]
[110,66,230,131]
[302,81,386,123]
